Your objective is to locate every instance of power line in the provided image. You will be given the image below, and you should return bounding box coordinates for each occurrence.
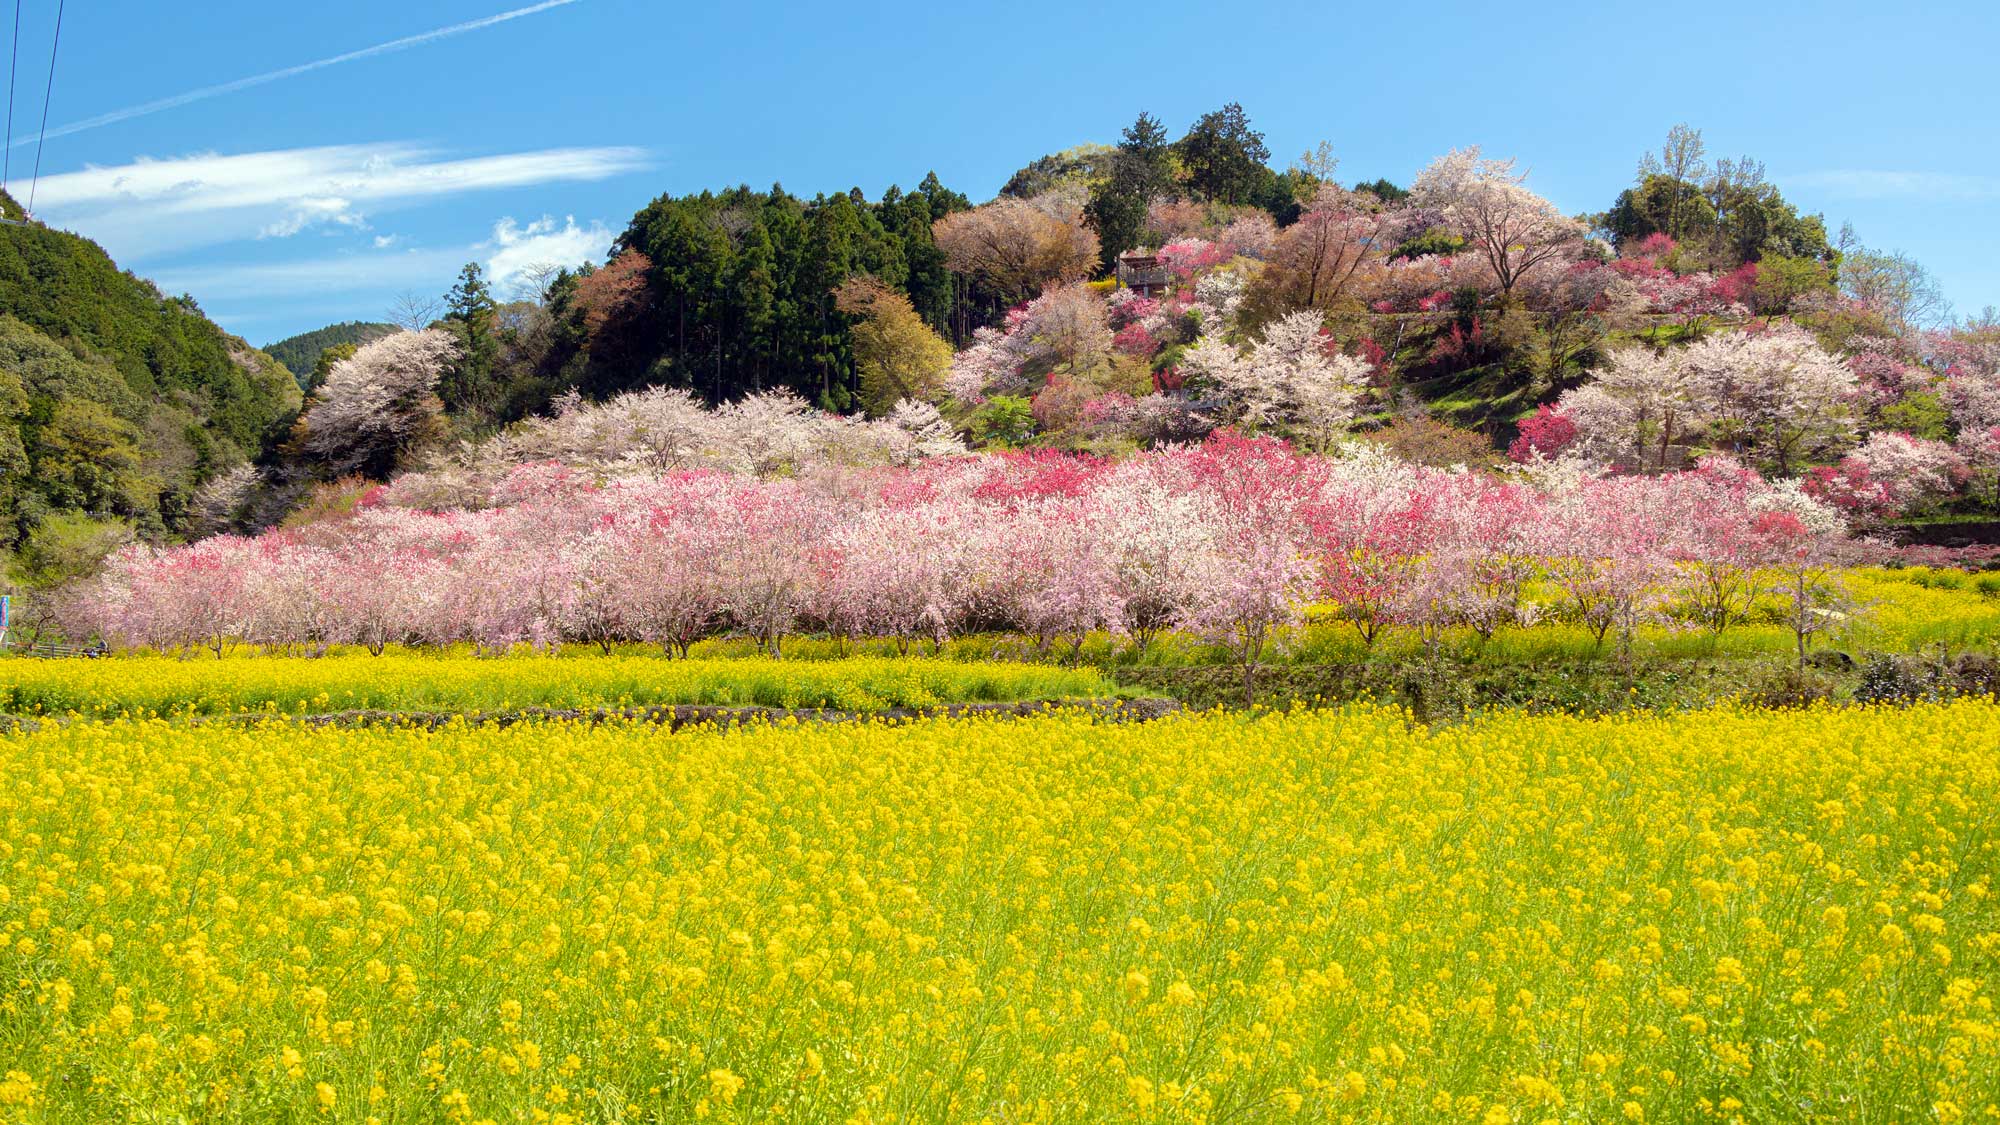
[11,0,578,151]
[26,0,59,215]
[4,0,19,188]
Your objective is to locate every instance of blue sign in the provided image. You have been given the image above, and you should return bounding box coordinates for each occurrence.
[1,594,9,629]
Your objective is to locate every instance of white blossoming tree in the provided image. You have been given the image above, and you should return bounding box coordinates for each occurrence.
[1682,327,1858,474]
[1181,312,1369,451]
[296,329,461,478]
[1410,147,1585,297]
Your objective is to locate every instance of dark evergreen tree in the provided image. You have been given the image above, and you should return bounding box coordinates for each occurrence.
[439,263,501,421]
[1086,111,1176,270]
[1353,178,1410,204]
[1175,103,1271,205]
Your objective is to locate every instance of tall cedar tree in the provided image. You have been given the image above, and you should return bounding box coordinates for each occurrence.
[440,263,501,422]
[1085,111,1175,271]
[1175,103,1272,205]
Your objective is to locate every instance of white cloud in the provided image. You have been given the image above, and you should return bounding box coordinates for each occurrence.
[29,142,649,258]
[372,234,401,250]
[488,215,615,297]
[152,215,616,305]
[1791,170,2000,201]
[260,197,366,239]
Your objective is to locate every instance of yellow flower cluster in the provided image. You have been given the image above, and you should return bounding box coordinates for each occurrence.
[0,653,1112,717]
[1843,567,2000,651]
[1,702,1996,1121]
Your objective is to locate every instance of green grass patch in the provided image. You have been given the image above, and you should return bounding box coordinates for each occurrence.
[0,654,1115,719]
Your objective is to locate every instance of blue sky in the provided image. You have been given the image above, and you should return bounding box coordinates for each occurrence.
[8,0,1996,345]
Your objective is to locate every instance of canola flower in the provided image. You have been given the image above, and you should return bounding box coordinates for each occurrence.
[1843,567,2000,652]
[0,654,1112,718]
[0,703,1997,1121]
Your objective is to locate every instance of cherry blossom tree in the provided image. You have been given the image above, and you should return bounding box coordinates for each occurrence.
[1183,312,1370,451]
[1092,466,1214,654]
[1555,345,1705,470]
[717,481,824,658]
[999,500,1125,662]
[1535,475,1674,657]
[1171,433,1322,701]
[294,330,461,479]
[1754,506,1860,669]
[321,547,437,656]
[819,502,972,655]
[1242,186,1390,322]
[1662,457,1843,644]
[1410,147,1586,297]
[595,496,729,657]
[1304,478,1437,648]
[1842,431,1962,510]
[1681,326,1859,473]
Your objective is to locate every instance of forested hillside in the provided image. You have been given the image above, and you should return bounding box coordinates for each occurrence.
[263,321,396,390]
[0,187,301,578]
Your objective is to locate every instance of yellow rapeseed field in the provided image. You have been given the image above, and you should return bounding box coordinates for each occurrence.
[2,704,1997,1122]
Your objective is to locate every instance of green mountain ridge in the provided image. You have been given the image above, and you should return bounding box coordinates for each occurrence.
[264,321,397,389]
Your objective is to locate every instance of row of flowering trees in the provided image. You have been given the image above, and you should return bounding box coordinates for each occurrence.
[70,436,1854,687]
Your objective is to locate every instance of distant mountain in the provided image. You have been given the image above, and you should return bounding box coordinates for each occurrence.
[0,188,302,549]
[264,321,397,389]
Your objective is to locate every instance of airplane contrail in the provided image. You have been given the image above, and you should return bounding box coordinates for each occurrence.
[9,0,582,150]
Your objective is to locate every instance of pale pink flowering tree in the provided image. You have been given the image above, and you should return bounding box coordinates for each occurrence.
[1660,458,1847,644]
[717,480,825,658]
[1092,466,1216,654]
[818,502,974,654]
[1427,481,1543,646]
[1409,147,1585,296]
[1843,431,1962,512]
[995,499,1126,662]
[1171,433,1323,701]
[321,547,438,655]
[238,537,339,655]
[87,537,254,657]
[297,329,460,478]
[1177,525,1314,702]
[1534,475,1675,657]
[556,530,628,654]
[1182,312,1369,451]
[1681,326,1859,473]
[1218,212,1278,259]
[594,494,731,658]
[1556,345,1705,470]
[1755,508,1862,669]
